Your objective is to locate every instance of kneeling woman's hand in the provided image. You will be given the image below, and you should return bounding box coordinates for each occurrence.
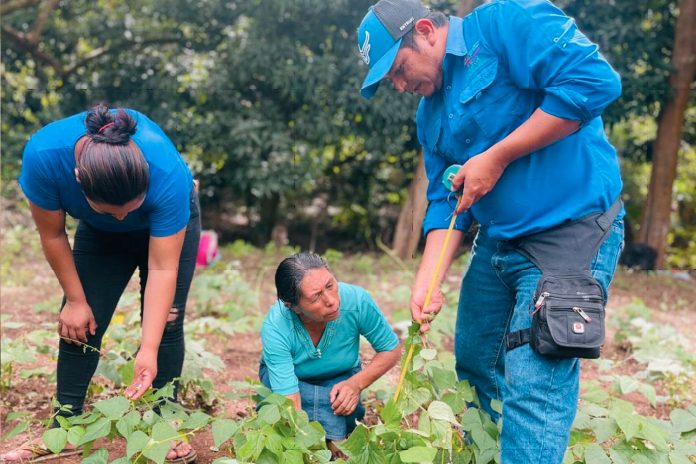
[330,379,361,416]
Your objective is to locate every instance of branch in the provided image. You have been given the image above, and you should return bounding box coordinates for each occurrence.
[26,0,60,44]
[0,0,42,16]
[1,23,64,72]
[62,37,182,76]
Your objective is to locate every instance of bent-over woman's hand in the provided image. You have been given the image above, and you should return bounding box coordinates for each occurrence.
[58,300,97,344]
[125,349,158,400]
[330,379,361,416]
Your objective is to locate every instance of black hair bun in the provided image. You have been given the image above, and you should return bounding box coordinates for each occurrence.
[85,103,137,145]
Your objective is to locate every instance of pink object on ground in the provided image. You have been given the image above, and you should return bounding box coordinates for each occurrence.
[196,230,219,268]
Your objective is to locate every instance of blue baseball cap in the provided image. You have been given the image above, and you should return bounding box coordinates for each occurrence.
[357,0,430,99]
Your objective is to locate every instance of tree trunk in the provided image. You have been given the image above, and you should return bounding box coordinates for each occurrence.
[637,0,696,268]
[391,0,485,260]
[393,153,428,259]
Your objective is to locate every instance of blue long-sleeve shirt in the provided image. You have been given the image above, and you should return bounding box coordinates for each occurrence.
[418,0,623,239]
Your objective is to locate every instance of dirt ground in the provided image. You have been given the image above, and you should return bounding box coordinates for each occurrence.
[1,237,694,462]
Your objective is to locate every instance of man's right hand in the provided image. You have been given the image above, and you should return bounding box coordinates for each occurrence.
[58,300,97,344]
[410,285,445,334]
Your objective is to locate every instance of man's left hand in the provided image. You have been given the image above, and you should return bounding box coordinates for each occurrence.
[451,150,508,214]
[330,379,361,416]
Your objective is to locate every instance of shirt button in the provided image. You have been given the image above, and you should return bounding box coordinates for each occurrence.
[448,113,454,119]
[446,85,452,91]
[553,37,559,42]
[475,92,482,99]
[465,138,471,144]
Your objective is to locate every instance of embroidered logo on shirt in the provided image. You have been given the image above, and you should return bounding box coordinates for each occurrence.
[359,32,371,65]
[463,41,481,70]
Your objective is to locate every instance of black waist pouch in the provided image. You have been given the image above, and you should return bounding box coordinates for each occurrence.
[505,199,621,359]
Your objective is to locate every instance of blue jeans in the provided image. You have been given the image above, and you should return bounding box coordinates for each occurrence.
[455,218,624,464]
[259,364,365,440]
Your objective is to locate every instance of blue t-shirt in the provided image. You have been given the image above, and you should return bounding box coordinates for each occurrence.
[260,283,400,395]
[19,109,193,237]
[418,0,624,240]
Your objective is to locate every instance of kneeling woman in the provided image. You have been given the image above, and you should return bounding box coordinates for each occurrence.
[260,252,401,445]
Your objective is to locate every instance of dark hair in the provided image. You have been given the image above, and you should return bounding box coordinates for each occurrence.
[275,252,331,306]
[400,10,448,50]
[76,103,149,206]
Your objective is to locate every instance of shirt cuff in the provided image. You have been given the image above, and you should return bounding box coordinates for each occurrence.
[540,90,590,124]
[422,200,472,236]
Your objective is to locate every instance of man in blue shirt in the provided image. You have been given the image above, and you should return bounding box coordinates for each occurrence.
[357,1,624,462]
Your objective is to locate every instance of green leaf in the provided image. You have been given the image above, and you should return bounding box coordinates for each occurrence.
[420,349,437,361]
[67,426,86,446]
[93,396,130,420]
[151,421,179,442]
[295,421,325,449]
[401,387,431,415]
[589,417,617,443]
[110,457,131,464]
[117,361,134,386]
[452,449,473,464]
[212,419,238,447]
[430,367,456,391]
[76,418,111,447]
[611,400,639,440]
[582,386,609,404]
[126,430,150,458]
[471,427,497,452]
[2,421,28,440]
[638,383,657,407]
[312,449,332,463]
[42,428,68,454]
[669,450,695,464]
[618,376,640,395]
[608,448,632,464]
[341,424,369,457]
[583,444,611,464]
[182,411,210,430]
[490,399,503,415]
[637,419,669,451]
[258,404,281,425]
[670,409,696,433]
[80,448,109,464]
[399,446,437,463]
[427,401,459,425]
[460,408,482,432]
[143,442,170,464]
[237,429,264,461]
[142,410,157,426]
[379,399,401,428]
[441,392,465,415]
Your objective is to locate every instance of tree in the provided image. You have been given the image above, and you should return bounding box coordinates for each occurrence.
[637,0,696,267]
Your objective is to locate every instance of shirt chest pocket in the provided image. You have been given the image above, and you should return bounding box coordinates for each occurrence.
[452,56,526,143]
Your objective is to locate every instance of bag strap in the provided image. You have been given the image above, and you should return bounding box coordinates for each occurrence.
[505,199,622,352]
[505,329,531,351]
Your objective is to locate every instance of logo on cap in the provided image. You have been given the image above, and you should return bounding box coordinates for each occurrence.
[359,31,371,65]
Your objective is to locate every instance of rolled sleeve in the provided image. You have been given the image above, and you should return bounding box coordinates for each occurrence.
[485,0,622,124]
[422,142,472,236]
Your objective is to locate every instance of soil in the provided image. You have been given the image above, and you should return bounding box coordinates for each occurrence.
[1,224,694,462]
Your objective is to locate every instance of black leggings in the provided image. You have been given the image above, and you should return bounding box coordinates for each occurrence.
[56,191,201,416]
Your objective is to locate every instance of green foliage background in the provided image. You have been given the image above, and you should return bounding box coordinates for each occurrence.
[2,0,694,261]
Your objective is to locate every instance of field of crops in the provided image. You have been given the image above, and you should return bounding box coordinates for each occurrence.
[1,214,695,463]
